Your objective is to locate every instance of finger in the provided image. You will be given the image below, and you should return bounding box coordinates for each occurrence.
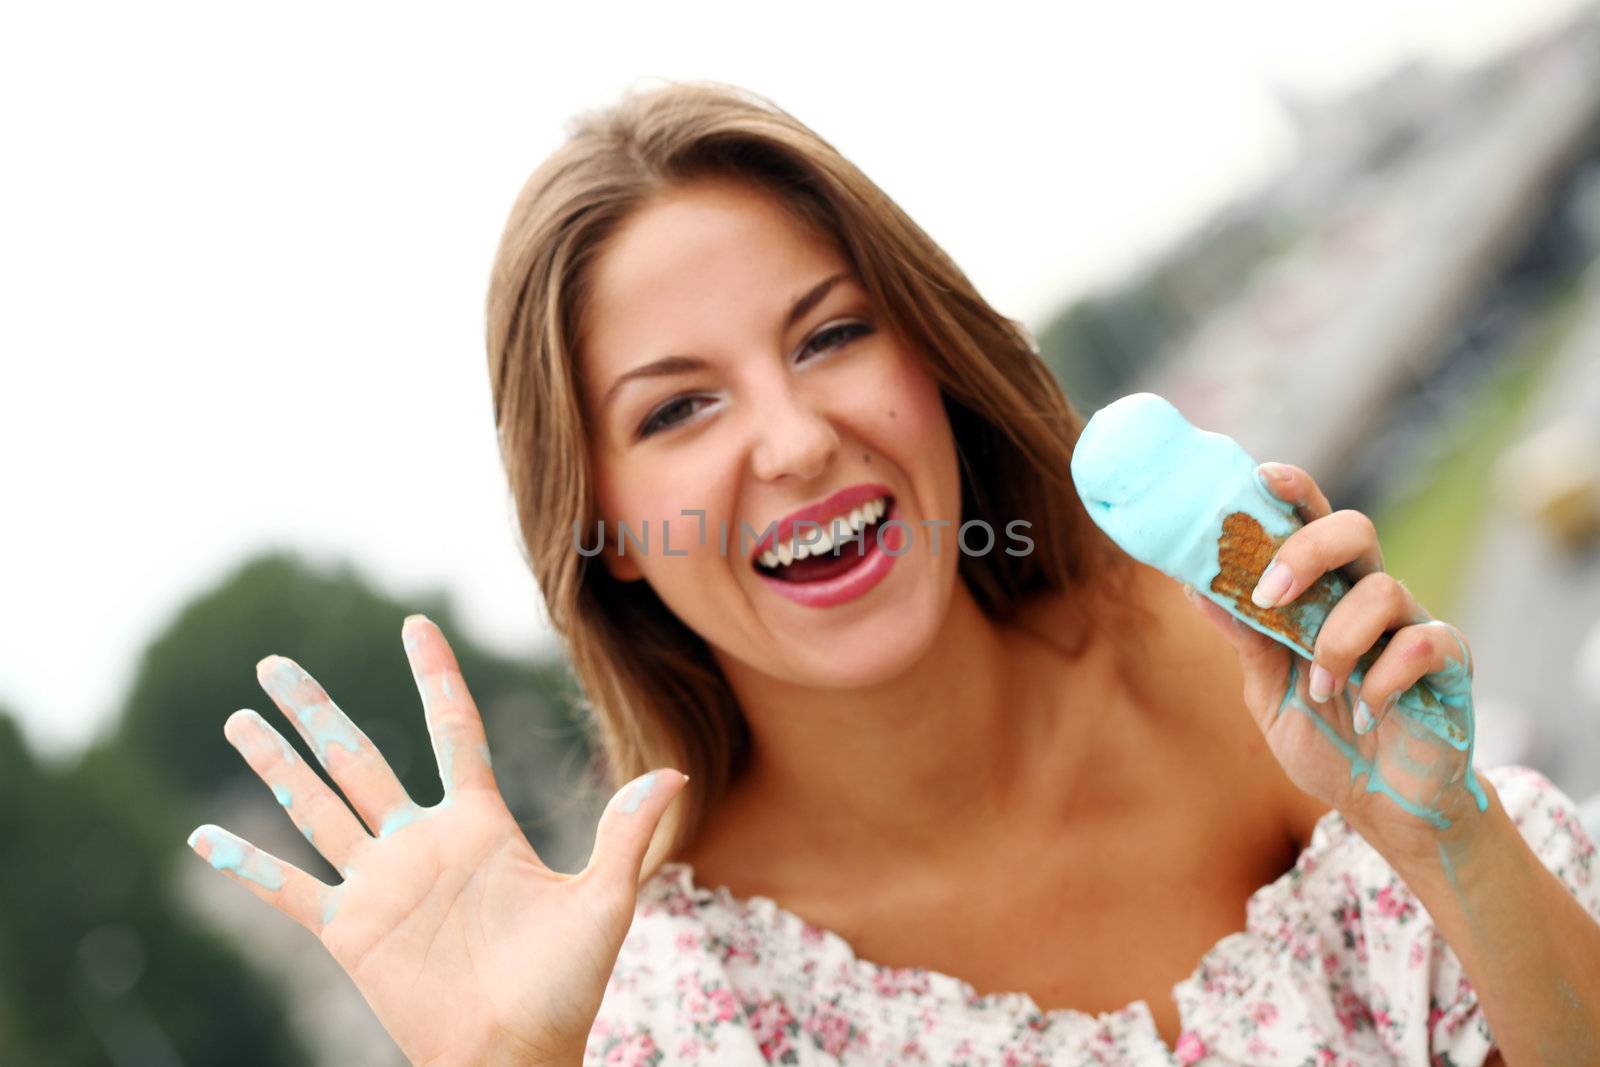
[223,708,371,876]
[1256,462,1333,523]
[403,615,497,798]
[1185,582,1279,655]
[1186,582,1247,638]
[1183,583,1288,716]
[1354,620,1475,745]
[1249,509,1388,612]
[1305,573,1429,704]
[583,769,691,898]
[187,823,339,937]
[257,654,416,838]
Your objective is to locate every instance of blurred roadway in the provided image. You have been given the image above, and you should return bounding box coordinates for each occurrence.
[1149,17,1600,482]
[1455,261,1600,805]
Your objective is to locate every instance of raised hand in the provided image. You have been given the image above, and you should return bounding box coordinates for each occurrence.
[1182,462,1494,850]
[186,614,688,1067]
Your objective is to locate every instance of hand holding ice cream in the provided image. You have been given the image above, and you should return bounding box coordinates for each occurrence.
[1072,392,1490,842]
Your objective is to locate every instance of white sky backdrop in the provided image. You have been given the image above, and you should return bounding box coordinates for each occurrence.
[2,0,1589,760]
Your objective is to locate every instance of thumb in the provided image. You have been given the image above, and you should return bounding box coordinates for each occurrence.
[1183,583,1292,712]
[584,768,690,892]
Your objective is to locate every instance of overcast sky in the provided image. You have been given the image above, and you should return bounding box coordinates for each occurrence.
[2,0,1589,761]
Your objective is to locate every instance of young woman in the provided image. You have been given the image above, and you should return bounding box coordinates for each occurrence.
[188,81,1600,1066]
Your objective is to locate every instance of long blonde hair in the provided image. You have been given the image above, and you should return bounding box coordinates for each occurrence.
[484,78,1142,880]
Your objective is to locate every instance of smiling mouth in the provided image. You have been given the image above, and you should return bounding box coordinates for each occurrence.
[753,496,896,583]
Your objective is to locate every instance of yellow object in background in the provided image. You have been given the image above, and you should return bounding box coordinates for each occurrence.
[1495,418,1600,554]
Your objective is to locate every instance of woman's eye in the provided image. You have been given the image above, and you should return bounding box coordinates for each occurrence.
[635,322,873,440]
[799,321,872,361]
[637,395,712,439]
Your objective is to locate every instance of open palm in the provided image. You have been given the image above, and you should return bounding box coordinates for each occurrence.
[186,615,688,1067]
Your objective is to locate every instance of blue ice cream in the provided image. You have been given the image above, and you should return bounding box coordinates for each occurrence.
[1070,391,1335,660]
[1071,392,1486,826]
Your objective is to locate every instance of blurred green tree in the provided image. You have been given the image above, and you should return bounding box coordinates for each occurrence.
[0,709,309,1066]
[111,549,590,865]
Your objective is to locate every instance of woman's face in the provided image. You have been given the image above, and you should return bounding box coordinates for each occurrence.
[578,177,963,689]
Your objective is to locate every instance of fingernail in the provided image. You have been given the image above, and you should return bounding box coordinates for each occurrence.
[1309,664,1334,703]
[1258,462,1290,483]
[1252,559,1293,609]
[404,614,430,626]
[1354,699,1374,734]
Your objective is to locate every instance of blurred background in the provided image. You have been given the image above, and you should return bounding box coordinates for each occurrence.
[4,1,1600,1063]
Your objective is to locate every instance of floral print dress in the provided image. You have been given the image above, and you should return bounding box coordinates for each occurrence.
[584,765,1600,1066]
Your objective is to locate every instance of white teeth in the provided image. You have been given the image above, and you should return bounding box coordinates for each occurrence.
[797,523,838,560]
[759,496,890,569]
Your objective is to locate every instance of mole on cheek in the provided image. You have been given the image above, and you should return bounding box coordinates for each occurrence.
[863,453,871,464]
[888,409,896,419]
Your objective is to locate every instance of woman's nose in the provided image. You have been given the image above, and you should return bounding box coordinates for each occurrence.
[749,387,840,483]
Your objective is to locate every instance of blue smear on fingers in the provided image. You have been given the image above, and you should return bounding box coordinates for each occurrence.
[264,661,366,764]
[621,772,658,814]
[189,825,287,891]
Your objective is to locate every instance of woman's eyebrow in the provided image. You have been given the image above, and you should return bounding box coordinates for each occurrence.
[599,270,856,412]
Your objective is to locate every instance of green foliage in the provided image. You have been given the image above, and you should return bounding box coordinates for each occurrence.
[0,709,310,1066]
[1036,287,1175,412]
[113,548,589,857]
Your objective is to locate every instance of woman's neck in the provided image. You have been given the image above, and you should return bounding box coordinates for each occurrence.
[697,572,1151,886]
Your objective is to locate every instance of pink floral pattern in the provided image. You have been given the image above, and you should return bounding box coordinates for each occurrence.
[585,765,1599,1065]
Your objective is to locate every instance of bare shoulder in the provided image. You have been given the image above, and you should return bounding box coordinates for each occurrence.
[1164,578,1334,851]
[1039,565,1333,853]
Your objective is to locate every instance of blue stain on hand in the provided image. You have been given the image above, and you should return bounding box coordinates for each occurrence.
[378,802,430,838]
[432,735,493,793]
[264,782,317,843]
[322,886,342,925]
[1073,392,1488,828]
[263,660,366,765]
[621,772,658,814]
[188,825,287,891]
